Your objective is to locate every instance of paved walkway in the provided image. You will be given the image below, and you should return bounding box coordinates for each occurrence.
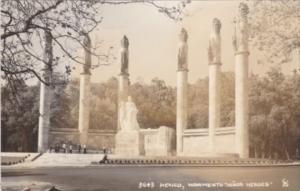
[2,166,300,191]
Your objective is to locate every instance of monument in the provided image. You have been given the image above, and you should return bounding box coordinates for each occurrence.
[78,33,92,146]
[115,35,142,156]
[176,28,189,156]
[38,30,53,153]
[41,3,250,158]
[208,18,222,153]
[115,96,142,156]
[233,3,250,158]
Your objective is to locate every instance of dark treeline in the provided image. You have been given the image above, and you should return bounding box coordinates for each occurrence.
[1,69,300,159]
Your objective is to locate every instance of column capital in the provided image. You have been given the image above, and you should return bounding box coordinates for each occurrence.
[234,51,250,56]
[208,62,222,66]
[118,73,130,77]
[177,69,189,72]
[80,71,91,75]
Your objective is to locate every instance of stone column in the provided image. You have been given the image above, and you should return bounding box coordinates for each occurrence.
[208,18,222,153]
[176,28,188,155]
[78,34,92,145]
[118,35,130,131]
[233,3,250,158]
[38,30,53,153]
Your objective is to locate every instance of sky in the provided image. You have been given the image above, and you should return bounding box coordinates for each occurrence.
[69,0,299,86]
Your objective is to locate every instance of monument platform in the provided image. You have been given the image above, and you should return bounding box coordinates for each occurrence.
[2,153,299,168]
[115,130,142,156]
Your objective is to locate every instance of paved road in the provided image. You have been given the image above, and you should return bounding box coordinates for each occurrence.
[2,166,300,191]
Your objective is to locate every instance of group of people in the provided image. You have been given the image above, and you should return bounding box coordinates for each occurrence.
[49,143,87,154]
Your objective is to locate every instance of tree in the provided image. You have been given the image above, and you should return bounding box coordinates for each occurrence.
[220,72,235,127]
[1,82,40,152]
[90,77,118,130]
[1,0,191,91]
[187,72,235,129]
[248,0,300,65]
[188,78,209,129]
[50,77,76,129]
[131,78,176,129]
[1,0,108,90]
[249,67,300,159]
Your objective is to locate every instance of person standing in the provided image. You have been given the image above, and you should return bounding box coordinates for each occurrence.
[69,145,73,153]
[62,143,66,153]
[83,145,87,154]
[78,144,82,153]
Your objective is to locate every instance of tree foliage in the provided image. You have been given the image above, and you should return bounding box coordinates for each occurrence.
[1,0,105,86]
[1,0,191,91]
[1,81,39,152]
[249,68,300,159]
[248,0,300,65]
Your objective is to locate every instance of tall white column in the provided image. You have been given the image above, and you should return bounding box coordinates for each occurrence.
[78,34,92,145]
[208,18,222,153]
[118,74,129,130]
[38,30,53,153]
[176,28,188,155]
[118,35,130,131]
[233,3,250,158]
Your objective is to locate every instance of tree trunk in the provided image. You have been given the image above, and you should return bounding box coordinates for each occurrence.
[254,147,258,158]
[284,146,290,160]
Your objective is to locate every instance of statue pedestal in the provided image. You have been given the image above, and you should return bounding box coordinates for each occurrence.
[115,130,141,156]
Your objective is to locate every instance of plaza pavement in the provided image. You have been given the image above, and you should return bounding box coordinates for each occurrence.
[2,165,300,191]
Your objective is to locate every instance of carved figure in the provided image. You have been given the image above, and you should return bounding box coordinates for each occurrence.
[208,18,221,64]
[120,35,129,75]
[232,3,249,52]
[178,28,188,71]
[83,34,91,74]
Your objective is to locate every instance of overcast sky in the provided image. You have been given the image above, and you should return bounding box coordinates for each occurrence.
[70,1,299,86]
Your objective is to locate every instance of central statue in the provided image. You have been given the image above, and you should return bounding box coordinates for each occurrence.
[115,96,141,156]
[119,96,140,131]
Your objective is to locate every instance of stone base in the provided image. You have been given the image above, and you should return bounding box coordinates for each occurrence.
[115,130,141,156]
[141,126,175,156]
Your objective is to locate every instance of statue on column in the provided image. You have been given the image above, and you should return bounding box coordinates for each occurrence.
[232,3,249,52]
[120,35,129,75]
[83,33,92,74]
[208,18,222,65]
[178,28,188,71]
[119,96,140,131]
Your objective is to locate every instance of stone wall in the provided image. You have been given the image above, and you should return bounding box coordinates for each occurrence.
[140,126,176,156]
[49,128,116,150]
[182,127,236,156]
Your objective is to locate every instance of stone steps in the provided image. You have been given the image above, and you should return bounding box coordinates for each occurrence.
[92,157,288,166]
[27,153,105,166]
[5,153,295,167]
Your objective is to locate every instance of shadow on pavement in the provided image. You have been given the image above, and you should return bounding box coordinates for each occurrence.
[2,171,46,177]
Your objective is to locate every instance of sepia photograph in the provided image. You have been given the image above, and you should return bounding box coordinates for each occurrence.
[1,0,300,190]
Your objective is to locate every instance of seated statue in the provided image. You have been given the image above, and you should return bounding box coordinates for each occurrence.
[119,96,140,131]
